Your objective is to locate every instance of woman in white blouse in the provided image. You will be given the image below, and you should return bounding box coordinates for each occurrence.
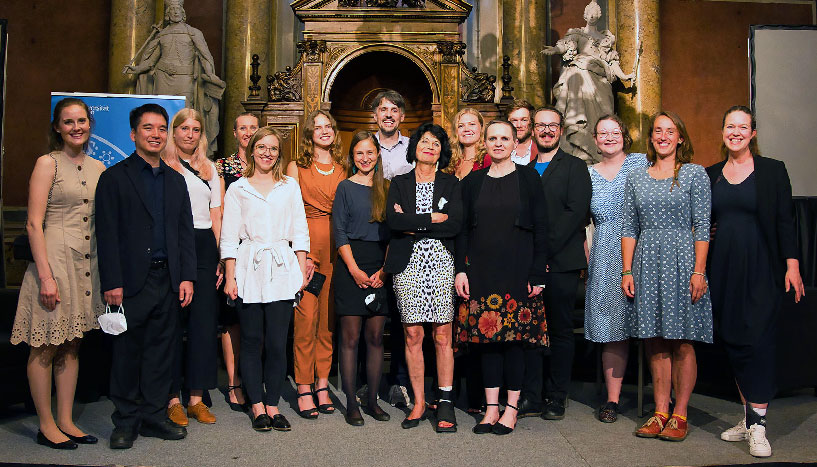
[222,126,309,432]
[161,108,224,426]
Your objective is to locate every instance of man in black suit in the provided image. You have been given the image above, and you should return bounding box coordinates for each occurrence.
[96,104,196,449]
[519,106,592,420]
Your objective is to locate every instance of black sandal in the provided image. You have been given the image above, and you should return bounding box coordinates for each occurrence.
[225,385,248,412]
[472,403,499,434]
[314,387,336,414]
[435,389,457,433]
[296,391,319,419]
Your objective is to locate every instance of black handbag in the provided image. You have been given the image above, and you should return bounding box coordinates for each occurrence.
[304,271,326,297]
[365,287,387,313]
[13,153,58,262]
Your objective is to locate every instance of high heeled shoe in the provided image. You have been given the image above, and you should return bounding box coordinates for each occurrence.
[314,386,336,414]
[296,390,319,419]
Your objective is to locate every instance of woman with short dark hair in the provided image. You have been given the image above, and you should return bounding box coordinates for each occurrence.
[385,122,462,432]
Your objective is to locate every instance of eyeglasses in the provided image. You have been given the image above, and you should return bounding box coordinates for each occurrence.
[596,130,622,139]
[255,144,278,154]
[534,122,561,132]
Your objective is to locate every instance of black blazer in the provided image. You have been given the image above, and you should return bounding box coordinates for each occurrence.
[456,165,548,285]
[706,155,799,287]
[528,148,592,272]
[384,170,462,274]
[96,153,197,297]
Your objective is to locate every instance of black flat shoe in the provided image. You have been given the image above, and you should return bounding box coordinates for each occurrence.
[252,414,272,432]
[516,397,543,418]
[225,385,248,412]
[542,397,567,420]
[492,403,518,435]
[296,391,319,419]
[139,419,187,440]
[364,404,391,422]
[36,431,78,450]
[109,427,137,450]
[314,387,336,414]
[271,414,291,432]
[400,409,427,429]
[345,410,365,427]
[59,428,98,444]
[473,403,499,434]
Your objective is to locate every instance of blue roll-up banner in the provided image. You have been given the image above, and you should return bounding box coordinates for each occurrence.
[50,92,186,167]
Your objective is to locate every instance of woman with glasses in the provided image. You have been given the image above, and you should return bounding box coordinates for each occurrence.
[584,115,647,423]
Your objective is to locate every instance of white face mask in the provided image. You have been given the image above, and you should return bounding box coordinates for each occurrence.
[98,304,128,335]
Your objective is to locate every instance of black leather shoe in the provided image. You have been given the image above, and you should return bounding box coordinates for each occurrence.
[138,419,187,440]
[345,410,365,427]
[542,398,567,420]
[363,403,391,422]
[109,427,137,450]
[36,431,78,450]
[271,414,291,432]
[516,397,543,418]
[60,428,98,444]
[251,414,272,432]
[400,409,427,429]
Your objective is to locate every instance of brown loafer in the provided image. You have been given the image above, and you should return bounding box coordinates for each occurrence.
[635,412,669,438]
[167,403,189,427]
[187,402,216,424]
[658,415,688,441]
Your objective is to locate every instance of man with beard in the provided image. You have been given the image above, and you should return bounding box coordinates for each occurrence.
[507,100,538,165]
[518,106,591,420]
[372,90,412,180]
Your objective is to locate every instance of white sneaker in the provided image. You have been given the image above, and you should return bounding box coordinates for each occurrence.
[721,418,748,441]
[747,424,772,457]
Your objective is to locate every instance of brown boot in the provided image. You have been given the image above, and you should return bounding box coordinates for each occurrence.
[167,403,189,427]
[635,412,669,438]
[187,402,216,424]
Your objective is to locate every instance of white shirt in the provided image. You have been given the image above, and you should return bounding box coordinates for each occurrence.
[510,143,532,165]
[376,131,412,180]
[220,176,310,304]
[180,159,221,229]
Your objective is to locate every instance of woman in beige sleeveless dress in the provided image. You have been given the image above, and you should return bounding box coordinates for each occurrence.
[10,98,105,449]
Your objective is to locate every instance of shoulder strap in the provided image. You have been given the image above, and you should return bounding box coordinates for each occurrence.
[47,153,58,205]
[178,158,210,190]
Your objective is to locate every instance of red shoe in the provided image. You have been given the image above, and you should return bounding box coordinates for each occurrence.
[635,412,669,438]
[658,414,689,441]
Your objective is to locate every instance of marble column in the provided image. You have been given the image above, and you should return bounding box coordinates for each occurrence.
[616,0,661,152]
[223,0,272,155]
[108,0,157,94]
[502,0,549,106]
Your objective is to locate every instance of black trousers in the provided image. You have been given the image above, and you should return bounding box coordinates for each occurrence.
[238,299,292,406]
[171,229,219,393]
[523,271,579,402]
[481,342,525,390]
[110,267,177,429]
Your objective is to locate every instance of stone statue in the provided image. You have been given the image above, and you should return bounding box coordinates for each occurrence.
[123,0,225,155]
[543,0,634,164]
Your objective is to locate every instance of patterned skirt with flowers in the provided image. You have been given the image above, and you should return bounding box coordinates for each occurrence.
[456,292,548,346]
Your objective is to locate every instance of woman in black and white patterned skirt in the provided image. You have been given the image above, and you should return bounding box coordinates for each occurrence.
[384,122,462,433]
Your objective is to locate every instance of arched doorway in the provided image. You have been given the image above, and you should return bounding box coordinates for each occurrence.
[327,51,433,154]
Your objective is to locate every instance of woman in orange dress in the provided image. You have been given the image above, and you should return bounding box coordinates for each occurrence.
[286,110,347,418]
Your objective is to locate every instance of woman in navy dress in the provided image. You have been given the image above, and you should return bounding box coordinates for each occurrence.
[707,105,804,457]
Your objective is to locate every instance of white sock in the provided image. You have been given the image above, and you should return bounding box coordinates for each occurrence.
[752,407,767,416]
[438,386,452,392]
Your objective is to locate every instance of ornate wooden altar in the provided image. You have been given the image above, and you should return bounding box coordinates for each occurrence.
[242,0,507,163]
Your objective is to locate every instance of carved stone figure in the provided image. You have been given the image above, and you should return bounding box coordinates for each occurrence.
[461,66,496,103]
[543,0,634,164]
[267,66,302,102]
[123,0,226,154]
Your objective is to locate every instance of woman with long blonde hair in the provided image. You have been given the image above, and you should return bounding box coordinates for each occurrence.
[444,107,490,179]
[286,110,347,418]
[161,108,224,426]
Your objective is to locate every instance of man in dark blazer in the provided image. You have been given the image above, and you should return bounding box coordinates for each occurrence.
[520,106,592,420]
[96,104,196,449]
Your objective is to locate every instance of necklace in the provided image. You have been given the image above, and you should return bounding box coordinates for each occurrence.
[314,162,335,176]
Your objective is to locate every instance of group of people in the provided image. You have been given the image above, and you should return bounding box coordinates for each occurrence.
[9,90,804,459]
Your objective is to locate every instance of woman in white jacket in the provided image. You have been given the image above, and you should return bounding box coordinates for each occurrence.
[222,126,309,432]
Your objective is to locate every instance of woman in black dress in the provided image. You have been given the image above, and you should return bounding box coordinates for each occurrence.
[707,105,805,458]
[455,120,548,435]
[332,131,391,426]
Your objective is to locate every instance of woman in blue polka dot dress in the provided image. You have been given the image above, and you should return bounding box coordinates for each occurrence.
[621,111,712,442]
[584,114,648,423]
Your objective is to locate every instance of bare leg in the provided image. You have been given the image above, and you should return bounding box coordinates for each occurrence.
[28,344,70,443]
[602,340,629,404]
[404,324,426,419]
[498,389,520,429]
[669,340,697,418]
[432,323,454,387]
[221,324,245,404]
[479,387,501,425]
[645,337,672,414]
[53,339,86,437]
